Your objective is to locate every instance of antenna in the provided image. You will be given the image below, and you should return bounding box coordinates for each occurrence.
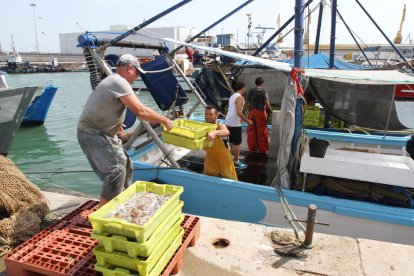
[304,5,311,45]
[246,13,252,48]
[255,25,275,46]
[405,33,413,44]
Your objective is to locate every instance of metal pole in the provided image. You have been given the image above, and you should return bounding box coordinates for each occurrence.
[30,3,39,52]
[215,65,234,93]
[170,0,254,56]
[314,1,324,54]
[107,0,192,47]
[336,10,372,67]
[253,0,314,57]
[123,124,146,150]
[294,0,305,68]
[145,122,180,168]
[291,0,305,157]
[329,0,337,68]
[170,58,207,105]
[303,204,317,246]
[354,0,414,73]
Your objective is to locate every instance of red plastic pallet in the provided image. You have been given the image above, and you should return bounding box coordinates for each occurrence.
[5,228,99,276]
[4,200,200,276]
[50,201,98,231]
[4,200,100,276]
[161,215,200,275]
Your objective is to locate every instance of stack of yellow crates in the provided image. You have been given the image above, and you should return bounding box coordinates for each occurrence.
[89,181,184,276]
[304,105,321,127]
[162,119,217,150]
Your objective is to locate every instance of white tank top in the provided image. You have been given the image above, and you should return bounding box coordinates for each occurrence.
[224,92,244,127]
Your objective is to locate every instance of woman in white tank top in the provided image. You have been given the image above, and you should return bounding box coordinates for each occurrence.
[224,81,252,169]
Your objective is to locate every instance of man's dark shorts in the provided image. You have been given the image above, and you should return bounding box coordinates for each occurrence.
[226,126,242,145]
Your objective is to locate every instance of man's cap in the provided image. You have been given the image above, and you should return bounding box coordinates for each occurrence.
[117,54,141,72]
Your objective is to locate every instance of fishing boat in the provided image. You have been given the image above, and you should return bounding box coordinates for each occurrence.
[77,39,414,246]
[0,75,40,155]
[75,0,414,246]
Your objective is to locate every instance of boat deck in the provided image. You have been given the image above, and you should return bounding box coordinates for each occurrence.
[177,150,278,186]
[301,148,414,188]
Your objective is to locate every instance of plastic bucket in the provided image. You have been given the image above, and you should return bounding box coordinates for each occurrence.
[309,138,329,158]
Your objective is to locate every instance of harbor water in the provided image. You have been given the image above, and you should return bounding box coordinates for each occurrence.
[5,72,202,196]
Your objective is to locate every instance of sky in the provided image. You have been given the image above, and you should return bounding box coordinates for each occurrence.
[1,0,413,53]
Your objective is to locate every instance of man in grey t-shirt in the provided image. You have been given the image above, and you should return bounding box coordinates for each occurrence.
[77,54,173,207]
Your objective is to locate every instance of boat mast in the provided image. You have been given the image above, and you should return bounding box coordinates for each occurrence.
[291,0,305,156]
[106,0,192,48]
[169,0,254,56]
[314,0,324,54]
[252,0,314,57]
[335,9,372,66]
[294,0,305,68]
[329,0,337,68]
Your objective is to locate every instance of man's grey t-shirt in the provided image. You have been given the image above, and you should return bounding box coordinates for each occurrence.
[78,74,134,137]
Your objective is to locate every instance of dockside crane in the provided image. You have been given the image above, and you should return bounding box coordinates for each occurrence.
[394,4,406,44]
[276,14,283,43]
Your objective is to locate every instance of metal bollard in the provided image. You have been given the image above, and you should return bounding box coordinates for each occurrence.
[293,204,329,247]
[303,204,317,246]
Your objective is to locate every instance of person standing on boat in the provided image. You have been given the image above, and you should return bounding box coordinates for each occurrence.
[204,105,238,180]
[77,54,173,208]
[224,81,253,170]
[246,77,272,154]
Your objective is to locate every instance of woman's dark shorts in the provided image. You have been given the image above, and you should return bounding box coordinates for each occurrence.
[226,126,242,145]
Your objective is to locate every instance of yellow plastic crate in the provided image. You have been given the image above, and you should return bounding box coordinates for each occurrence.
[94,227,184,276]
[88,181,183,242]
[162,132,214,150]
[304,110,320,120]
[305,105,320,111]
[168,119,217,139]
[304,118,320,127]
[92,203,183,257]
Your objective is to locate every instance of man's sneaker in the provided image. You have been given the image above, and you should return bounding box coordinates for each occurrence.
[234,161,247,170]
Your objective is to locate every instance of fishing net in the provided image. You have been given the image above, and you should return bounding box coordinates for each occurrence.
[304,70,414,130]
[0,155,49,247]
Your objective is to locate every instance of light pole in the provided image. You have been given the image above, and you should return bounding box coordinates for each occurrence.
[30,3,39,52]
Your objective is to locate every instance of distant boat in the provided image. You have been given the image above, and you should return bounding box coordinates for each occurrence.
[22,85,58,126]
[1,71,58,126]
[353,44,414,64]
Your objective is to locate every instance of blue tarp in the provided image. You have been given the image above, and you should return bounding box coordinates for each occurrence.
[287,53,368,69]
[235,53,368,70]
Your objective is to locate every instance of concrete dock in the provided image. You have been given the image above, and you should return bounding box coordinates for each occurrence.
[1,191,413,276]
